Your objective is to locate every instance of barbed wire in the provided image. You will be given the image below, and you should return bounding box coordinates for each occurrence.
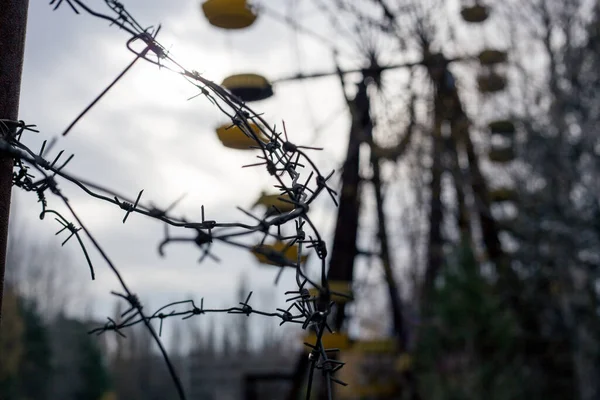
[1,0,355,398]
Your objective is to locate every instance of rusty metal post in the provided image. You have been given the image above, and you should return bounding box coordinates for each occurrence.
[0,0,29,326]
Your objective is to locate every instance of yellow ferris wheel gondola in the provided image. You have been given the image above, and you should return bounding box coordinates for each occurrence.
[461,3,489,23]
[478,49,508,66]
[477,71,507,93]
[308,281,353,303]
[221,74,274,102]
[201,0,257,30]
[489,187,518,203]
[252,191,295,213]
[488,120,515,136]
[303,332,351,351]
[215,123,268,150]
[489,145,515,163]
[251,241,308,266]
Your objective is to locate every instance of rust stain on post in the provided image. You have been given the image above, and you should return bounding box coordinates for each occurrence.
[0,0,29,326]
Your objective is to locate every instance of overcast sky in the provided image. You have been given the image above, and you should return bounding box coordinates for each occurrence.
[12,0,379,349]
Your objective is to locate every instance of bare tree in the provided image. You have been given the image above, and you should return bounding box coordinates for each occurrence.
[496,1,600,398]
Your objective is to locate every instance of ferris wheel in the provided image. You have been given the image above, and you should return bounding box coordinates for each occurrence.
[197,1,517,398]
